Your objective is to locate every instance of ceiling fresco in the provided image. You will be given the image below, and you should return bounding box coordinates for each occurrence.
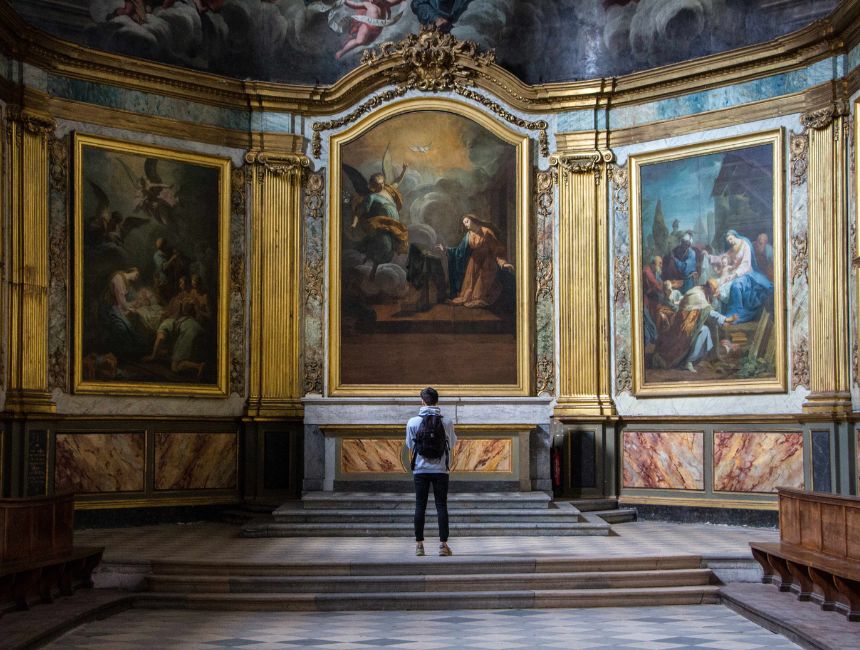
[8,0,842,86]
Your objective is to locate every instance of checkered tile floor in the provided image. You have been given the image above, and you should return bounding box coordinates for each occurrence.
[46,605,799,649]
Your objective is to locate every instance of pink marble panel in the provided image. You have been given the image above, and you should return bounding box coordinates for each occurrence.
[342,439,406,473]
[714,431,804,493]
[55,433,144,493]
[451,439,513,473]
[622,431,704,490]
[155,433,237,490]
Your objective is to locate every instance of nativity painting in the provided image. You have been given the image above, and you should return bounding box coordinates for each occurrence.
[629,132,785,396]
[329,102,530,394]
[73,134,229,395]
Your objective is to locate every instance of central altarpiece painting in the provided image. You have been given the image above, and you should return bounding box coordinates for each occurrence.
[329,100,531,395]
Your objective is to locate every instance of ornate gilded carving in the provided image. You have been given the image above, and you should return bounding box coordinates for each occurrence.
[792,337,809,391]
[454,87,549,157]
[614,254,630,306]
[312,88,408,158]
[536,355,554,397]
[791,233,808,284]
[853,339,858,389]
[616,351,632,394]
[800,100,849,131]
[789,131,808,186]
[49,135,69,194]
[608,164,629,213]
[245,151,310,180]
[7,107,55,139]
[304,359,323,396]
[304,172,325,220]
[231,166,246,215]
[550,150,615,185]
[305,258,324,305]
[48,347,66,392]
[361,25,495,92]
[535,170,554,302]
[229,164,247,396]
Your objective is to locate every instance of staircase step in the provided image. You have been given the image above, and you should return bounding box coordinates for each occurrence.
[589,508,638,524]
[149,555,704,577]
[299,492,552,510]
[273,508,582,524]
[147,568,715,594]
[136,585,721,611]
[242,521,611,537]
[565,499,620,512]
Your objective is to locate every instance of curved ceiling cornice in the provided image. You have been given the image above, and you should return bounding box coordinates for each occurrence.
[0,0,858,116]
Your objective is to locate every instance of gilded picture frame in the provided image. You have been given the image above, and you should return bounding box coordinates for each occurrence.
[72,134,231,396]
[327,98,533,396]
[629,130,786,397]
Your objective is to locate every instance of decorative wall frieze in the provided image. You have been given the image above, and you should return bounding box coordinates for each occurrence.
[800,99,849,131]
[550,150,615,185]
[360,25,495,93]
[534,168,555,397]
[791,233,809,285]
[792,337,810,391]
[789,131,808,186]
[303,170,326,397]
[229,165,248,397]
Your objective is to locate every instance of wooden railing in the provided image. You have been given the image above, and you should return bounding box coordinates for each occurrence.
[750,488,860,621]
[0,494,103,616]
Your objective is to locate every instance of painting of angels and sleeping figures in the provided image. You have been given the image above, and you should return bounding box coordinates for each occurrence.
[630,133,785,395]
[332,106,528,391]
[74,135,229,394]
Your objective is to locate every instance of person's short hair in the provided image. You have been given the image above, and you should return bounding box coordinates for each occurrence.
[420,387,439,405]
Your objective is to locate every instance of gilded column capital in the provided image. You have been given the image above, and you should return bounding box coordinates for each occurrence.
[6,106,55,138]
[800,99,849,131]
[550,150,615,184]
[245,151,310,180]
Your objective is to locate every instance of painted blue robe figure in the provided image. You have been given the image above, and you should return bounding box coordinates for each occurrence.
[411,0,472,30]
[99,268,150,361]
[713,230,774,324]
[663,233,699,293]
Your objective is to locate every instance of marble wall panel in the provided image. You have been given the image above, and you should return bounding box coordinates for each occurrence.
[55,433,144,493]
[713,431,804,493]
[154,433,238,491]
[622,431,704,490]
[452,439,513,473]
[341,440,406,474]
[856,429,860,493]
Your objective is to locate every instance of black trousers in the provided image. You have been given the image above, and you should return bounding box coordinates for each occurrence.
[413,472,449,542]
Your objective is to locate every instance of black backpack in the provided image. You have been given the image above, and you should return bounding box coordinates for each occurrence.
[410,414,449,470]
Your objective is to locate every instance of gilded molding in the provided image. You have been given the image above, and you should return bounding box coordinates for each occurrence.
[360,25,495,92]
[792,337,810,391]
[312,87,408,158]
[791,233,809,285]
[789,131,808,186]
[7,106,55,138]
[453,86,549,157]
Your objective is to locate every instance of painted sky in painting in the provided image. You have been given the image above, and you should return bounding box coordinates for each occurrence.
[9,0,841,85]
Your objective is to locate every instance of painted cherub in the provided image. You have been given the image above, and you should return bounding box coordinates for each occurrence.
[335,0,406,60]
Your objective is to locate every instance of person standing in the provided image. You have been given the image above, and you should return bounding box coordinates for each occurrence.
[406,387,457,556]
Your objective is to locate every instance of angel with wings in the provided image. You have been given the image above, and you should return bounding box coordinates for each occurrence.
[342,147,410,280]
[116,157,179,225]
[85,180,149,255]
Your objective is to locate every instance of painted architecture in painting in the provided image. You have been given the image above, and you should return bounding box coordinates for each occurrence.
[1,0,860,545]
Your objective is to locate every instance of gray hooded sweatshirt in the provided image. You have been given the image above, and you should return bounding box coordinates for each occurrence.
[406,405,457,474]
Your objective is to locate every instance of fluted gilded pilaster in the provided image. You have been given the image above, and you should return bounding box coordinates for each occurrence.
[802,103,852,416]
[245,152,309,418]
[4,108,55,414]
[552,151,615,419]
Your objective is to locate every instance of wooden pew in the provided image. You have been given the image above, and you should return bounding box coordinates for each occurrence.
[0,494,103,617]
[750,488,860,620]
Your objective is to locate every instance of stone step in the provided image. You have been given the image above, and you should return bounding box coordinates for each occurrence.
[299,492,552,510]
[272,508,583,524]
[136,585,722,611]
[147,568,715,594]
[587,508,638,524]
[563,499,621,512]
[241,521,611,537]
[149,555,704,577]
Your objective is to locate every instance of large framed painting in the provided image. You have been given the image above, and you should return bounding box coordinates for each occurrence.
[329,98,532,395]
[629,131,786,396]
[73,134,230,396]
